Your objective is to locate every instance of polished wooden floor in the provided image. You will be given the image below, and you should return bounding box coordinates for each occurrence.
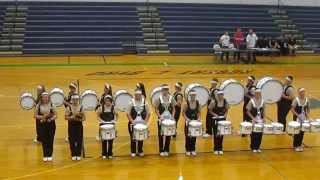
[0,55,320,180]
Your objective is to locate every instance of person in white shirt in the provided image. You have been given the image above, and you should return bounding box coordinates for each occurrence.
[246,29,258,64]
[219,32,230,62]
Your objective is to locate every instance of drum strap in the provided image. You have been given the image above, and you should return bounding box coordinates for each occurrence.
[160,95,172,111]
[296,97,308,107]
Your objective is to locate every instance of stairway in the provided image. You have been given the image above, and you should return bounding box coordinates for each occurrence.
[0,6,28,55]
[137,6,170,54]
[268,9,314,54]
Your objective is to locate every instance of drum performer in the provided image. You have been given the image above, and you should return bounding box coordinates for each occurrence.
[208,91,229,155]
[242,76,256,137]
[64,82,78,107]
[136,82,147,98]
[183,90,201,156]
[291,88,310,152]
[65,95,85,161]
[127,89,150,157]
[173,82,183,138]
[34,85,46,143]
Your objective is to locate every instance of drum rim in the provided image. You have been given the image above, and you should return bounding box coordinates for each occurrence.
[81,89,98,110]
[20,93,35,110]
[113,89,132,112]
[221,80,245,105]
[257,78,283,104]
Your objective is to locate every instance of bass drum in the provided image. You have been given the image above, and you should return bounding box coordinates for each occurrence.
[20,92,35,110]
[256,77,283,104]
[220,79,244,105]
[81,89,98,111]
[50,88,65,107]
[150,86,162,106]
[184,83,209,107]
[114,90,132,112]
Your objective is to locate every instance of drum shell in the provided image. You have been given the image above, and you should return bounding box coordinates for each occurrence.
[310,121,320,133]
[217,121,232,135]
[252,123,263,133]
[100,124,116,140]
[240,122,252,135]
[161,119,176,136]
[188,120,202,137]
[301,122,311,132]
[263,124,274,135]
[271,122,284,134]
[133,124,149,141]
[287,121,301,135]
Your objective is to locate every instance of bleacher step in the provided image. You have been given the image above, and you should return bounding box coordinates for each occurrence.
[147,50,170,54]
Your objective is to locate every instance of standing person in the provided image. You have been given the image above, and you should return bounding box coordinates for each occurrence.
[136,82,147,98]
[288,36,297,56]
[219,32,231,62]
[127,89,150,157]
[64,82,78,107]
[242,76,256,138]
[34,92,57,162]
[97,95,118,159]
[246,29,258,64]
[203,78,219,138]
[291,88,310,152]
[208,91,229,155]
[246,89,265,153]
[173,82,183,138]
[34,85,46,143]
[65,95,85,161]
[183,90,201,156]
[277,76,295,131]
[155,84,176,157]
[233,27,244,62]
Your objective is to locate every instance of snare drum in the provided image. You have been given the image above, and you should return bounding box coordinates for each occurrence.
[287,121,301,135]
[256,77,283,104]
[81,89,98,111]
[240,122,252,135]
[217,120,232,135]
[301,121,311,132]
[114,90,132,112]
[188,120,203,137]
[263,124,274,134]
[20,92,35,110]
[161,119,176,136]
[50,88,65,107]
[133,123,149,141]
[271,122,284,134]
[184,83,209,107]
[310,121,320,133]
[100,124,116,140]
[150,87,162,106]
[220,79,245,105]
[253,123,264,133]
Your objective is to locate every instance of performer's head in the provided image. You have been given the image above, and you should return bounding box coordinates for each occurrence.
[217,90,224,101]
[161,84,170,96]
[134,89,142,101]
[40,92,50,104]
[104,95,113,106]
[189,90,197,101]
[298,88,306,98]
[284,75,293,85]
[175,82,183,92]
[71,95,80,105]
[254,88,262,99]
[211,78,219,88]
[69,82,77,93]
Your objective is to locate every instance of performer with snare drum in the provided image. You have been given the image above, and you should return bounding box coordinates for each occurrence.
[291,88,310,152]
[65,95,85,161]
[277,76,295,131]
[246,89,265,153]
[136,82,147,98]
[97,95,118,159]
[173,82,183,138]
[127,89,150,157]
[34,85,46,143]
[34,92,57,162]
[204,78,219,138]
[208,91,229,155]
[183,90,201,156]
[242,76,256,137]
[154,84,176,157]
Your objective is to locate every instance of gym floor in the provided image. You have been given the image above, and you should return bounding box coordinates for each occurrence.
[0,55,320,180]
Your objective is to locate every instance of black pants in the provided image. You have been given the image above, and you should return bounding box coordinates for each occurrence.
[220,46,229,62]
[213,120,224,151]
[174,106,181,134]
[68,121,83,157]
[205,112,213,135]
[293,131,304,148]
[184,125,197,152]
[247,51,256,63]
[128,123,143,154]
[102,140,113,156]
[36,119,42,142]
[40,121,56,157]
[277,102,291,131]
[158,122,171,153]
[251,132,263,150]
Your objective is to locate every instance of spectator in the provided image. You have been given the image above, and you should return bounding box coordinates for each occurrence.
[288,35,297,56]
[219,31,230,62]
[233,27,244,61]
[246,29,258,63]
[277,35,289,55]
[257,35,268,48]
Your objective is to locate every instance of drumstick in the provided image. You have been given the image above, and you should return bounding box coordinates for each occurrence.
[77,79,86,158]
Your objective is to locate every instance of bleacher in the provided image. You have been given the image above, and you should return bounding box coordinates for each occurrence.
[0,6,6,41]
[285,6,320,53]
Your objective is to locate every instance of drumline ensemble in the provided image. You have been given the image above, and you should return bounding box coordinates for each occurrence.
[19,76,320,162]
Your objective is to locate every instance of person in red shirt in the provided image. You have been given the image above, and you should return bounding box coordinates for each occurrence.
[233,27,244,61]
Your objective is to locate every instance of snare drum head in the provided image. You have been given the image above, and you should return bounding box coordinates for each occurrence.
[100,124,114,130]
[220,79,244,105]
[114,90,132,112]
[81,89,98,111]
[185,83,209,107]
[162,119,176,125]
[288,121,300,127]
[150,87,162,106]
[20,92,35,110]
[134,123,147,130]
[189,120,202,126]
[50,88,65,107]
[257,77,283,104]
[241,122,252,126]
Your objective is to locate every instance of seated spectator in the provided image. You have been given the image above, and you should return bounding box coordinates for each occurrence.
[219,31,230,62]
[277,35,289,55]
[233,27,244,61]
[257,35,268,48]
[246,29,258,63]
[288,35,298,56]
